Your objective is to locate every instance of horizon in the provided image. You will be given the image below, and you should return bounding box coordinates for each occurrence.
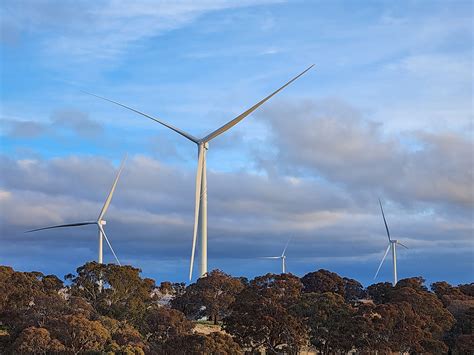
[1,1,473,287]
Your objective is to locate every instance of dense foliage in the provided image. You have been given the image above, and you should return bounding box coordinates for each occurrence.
[0,263,471,354]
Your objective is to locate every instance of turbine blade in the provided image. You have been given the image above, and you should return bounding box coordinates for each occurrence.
[189,146,204,281]
[83,91,199,143]
[378,198,391,241]
[374,244,391,279]
[397,242,409,249]
[98,155,127,221]
[25,222,96,233]
[260,256,281,259]
[201,65,315,143]
[99,224,121,266]
[282,235,293,257]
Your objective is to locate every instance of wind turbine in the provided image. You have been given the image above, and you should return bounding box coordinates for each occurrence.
[262,236,293,273]
[84,65,314,281]
[374,199,408,285]
[26,156,127,265]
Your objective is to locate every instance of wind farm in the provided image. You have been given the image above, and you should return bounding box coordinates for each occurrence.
[85,65,314,280]
[1,1,472,354]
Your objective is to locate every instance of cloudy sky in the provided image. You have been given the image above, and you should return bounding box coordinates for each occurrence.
[1,0,472,286]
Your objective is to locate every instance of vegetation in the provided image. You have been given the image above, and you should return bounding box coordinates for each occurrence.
[0,263,471,354]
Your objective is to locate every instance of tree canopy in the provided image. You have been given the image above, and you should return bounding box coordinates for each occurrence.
[0,263,470,354]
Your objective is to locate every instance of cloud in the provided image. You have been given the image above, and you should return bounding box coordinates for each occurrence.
[51,109,103,138]
[0,109,103,140]
[0,152,472,282]
[1,1,472,284]
[1,119,46,138]
[1,0,281,62]
[257,98,474,209]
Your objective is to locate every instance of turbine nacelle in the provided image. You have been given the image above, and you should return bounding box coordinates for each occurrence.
[199,141,209,149]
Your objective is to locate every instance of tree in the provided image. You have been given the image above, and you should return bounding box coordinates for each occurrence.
[67,262,156,325]
[342,277,366,302]
[367,282,393,304]
[433,282,474,353]
[49,314,111,354]
[391,280,455,342]
[301,269,345,297]
[291,292,358,354]
[172,269,244,324]
[371,302,426,353]
[159,281,186,297]
[1,263,468,355]
[432,281,471,307]
[100,316,147,354]
[141,306,193,350]
[459,283,474,297]
[41,274,64,292]
[0,267,68,338]
[11,327,65,354]
[368,277,455,353]
[223,273,306,354]
[163,332,243,354]
[395,276,428,291]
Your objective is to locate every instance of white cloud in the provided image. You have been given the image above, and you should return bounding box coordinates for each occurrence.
[2,0,282,63]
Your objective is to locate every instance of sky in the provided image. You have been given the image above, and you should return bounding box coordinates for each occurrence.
[0,0,472,287]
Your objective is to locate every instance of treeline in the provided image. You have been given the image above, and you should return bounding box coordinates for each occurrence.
[0,263,472,354]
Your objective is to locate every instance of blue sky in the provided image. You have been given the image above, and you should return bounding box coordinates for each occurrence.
[0,0,472,286]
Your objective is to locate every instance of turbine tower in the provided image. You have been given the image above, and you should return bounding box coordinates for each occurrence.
[374,199,408,285]
[85,65,314,280]
[26,156,127,265]
[262,236,292,273]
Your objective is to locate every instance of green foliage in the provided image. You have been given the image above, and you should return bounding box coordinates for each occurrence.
[172,269,244,324]
[162,332,243,354]
[301,269,345,296]
[48,314,111,354]
[0,264,470,354]
[142,306,194,351]
[223,273,306,354]
[66,262,156,325]
[291,292,356,354]
[11,327,65,353]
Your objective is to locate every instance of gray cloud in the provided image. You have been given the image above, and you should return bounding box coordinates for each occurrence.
[0,100,472,285]
[257,98,473,210]
[1,109,103,140]
[0,151,472,284]
[1,119,46,138]
[51,109,103,138]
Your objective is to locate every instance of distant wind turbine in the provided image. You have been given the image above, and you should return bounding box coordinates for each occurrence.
[84,65,315,281]
[262,236,293,273]
[374,199,408,285]
[26,156,127,265]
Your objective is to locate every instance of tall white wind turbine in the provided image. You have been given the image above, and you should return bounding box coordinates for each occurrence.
[84,65,314,281]
[262,236,293,273]
[374,199,408,285]
[26,156,127,265]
